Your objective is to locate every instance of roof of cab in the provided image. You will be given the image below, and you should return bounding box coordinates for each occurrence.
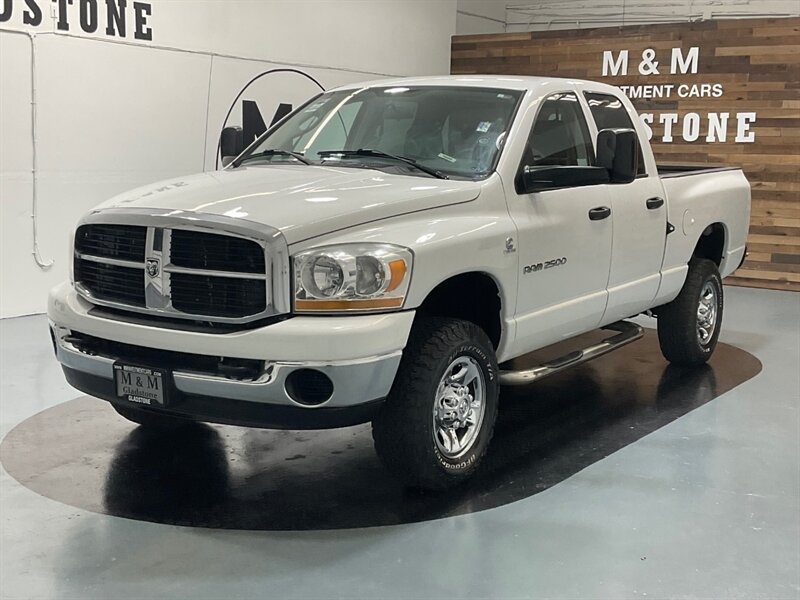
[328,74,623,95]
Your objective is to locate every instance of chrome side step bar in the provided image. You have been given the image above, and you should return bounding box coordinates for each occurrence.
[498,321,644,386]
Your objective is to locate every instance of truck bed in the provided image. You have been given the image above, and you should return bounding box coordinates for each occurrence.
[658,165,750,281]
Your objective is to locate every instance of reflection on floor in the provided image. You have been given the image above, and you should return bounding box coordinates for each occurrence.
[1,332,760,530]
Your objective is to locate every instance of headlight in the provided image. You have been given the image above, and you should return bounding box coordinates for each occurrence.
[293,244,412,312]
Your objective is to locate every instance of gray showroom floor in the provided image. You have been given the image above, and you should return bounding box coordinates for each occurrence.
[1,285,798,600]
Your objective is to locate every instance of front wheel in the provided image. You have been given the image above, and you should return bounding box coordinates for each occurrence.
[657,258,724,366]
[372,317,499,490]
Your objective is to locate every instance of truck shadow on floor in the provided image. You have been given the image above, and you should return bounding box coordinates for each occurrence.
[0,332,761,531]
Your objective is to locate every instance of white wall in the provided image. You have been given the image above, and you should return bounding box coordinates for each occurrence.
[456,0,800,33]
[505,0,800,31]
[457,0,507,34]
[456,0,800,35]
[0,0,457,317]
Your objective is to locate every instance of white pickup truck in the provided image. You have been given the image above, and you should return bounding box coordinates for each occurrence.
[48,75,750,489]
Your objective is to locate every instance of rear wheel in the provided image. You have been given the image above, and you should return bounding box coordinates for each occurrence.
[372,317,499,490]
[657,258,723,366]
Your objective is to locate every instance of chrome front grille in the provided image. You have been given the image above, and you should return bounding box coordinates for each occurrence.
[75,224,147,262]
[170,229,266,273]
[74,260,147,307]
[169,272,267,317]
[73,210,289,323]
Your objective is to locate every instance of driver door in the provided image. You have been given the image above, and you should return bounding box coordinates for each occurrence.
[506,92,613,353]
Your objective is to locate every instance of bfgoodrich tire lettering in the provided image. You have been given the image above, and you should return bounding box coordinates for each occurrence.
[372,317,499,490]
[657,258,724,366]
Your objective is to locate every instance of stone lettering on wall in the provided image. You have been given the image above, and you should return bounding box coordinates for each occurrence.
[601,46,757,143]
[0,0,153,40]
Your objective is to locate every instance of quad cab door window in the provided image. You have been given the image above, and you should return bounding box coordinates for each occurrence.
[506,92,613,355]
[583,91,666,323]
[521,92,594,168]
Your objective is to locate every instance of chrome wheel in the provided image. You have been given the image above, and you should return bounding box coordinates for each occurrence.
[433,356,486,460]
[697,281,718,346]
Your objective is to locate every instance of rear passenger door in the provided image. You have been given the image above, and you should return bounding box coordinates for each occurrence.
[507,92,613,353]
[583,91,667,323]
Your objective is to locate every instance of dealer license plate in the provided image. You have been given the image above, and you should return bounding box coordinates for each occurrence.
[114,363,168,406]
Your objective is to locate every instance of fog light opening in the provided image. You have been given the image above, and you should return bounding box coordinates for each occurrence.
[285,369,334,406]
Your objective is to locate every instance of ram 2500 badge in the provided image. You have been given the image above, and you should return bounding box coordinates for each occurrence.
[49,76,750,489]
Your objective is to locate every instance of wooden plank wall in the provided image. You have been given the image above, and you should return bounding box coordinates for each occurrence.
[452,17,800,291]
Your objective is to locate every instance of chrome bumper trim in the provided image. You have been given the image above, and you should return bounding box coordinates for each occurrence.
[51,324,401,409]
[52,325,116,379]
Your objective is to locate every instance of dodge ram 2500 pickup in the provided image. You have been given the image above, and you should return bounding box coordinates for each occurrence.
[49,76,751,490]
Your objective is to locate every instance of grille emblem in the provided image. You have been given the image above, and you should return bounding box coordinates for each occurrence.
[145,258,160,278]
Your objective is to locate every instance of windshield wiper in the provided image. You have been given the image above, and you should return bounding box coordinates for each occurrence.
[317,149,449,179]
[238,149,311,166]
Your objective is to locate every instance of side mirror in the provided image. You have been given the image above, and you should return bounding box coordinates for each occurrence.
[596,128,638,184]
[220,126,244,167]
[516,165,610,193]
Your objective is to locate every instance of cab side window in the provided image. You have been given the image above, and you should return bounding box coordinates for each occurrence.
[520,92,594,170]
[583,92,646,176]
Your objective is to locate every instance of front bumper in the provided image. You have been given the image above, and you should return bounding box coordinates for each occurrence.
[58,365,387,429]
[48,282,413,429]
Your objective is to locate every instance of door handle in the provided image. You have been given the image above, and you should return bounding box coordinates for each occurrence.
[646,197,665,209]
[588,206,611,221]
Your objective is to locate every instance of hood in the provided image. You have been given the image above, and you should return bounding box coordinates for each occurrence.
[95,165,482,244]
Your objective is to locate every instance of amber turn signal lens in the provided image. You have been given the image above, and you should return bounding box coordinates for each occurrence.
[295,297,404,311]
[386,259,407,292]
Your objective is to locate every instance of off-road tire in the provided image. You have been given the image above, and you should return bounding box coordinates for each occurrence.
[657,258,723,366]
[372,317,499,490]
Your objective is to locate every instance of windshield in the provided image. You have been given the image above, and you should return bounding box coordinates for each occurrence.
[239,86,524,180]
